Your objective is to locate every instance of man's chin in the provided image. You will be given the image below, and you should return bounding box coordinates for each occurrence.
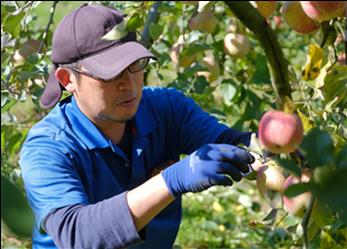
[99,113,135,123]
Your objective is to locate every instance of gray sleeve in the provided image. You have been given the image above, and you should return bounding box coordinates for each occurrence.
[44,192,143,249]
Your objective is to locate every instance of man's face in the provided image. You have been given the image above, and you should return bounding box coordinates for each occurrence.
[71,66,144,125]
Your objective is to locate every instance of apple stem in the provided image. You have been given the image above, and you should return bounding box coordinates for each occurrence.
[301,195,315,249]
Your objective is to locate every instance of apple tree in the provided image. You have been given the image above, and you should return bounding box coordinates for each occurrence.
[1,1,346,248]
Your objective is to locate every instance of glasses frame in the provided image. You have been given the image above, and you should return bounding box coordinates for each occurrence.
[63,57,149,83]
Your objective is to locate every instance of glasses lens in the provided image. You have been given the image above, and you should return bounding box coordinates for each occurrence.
[129,58,149,73]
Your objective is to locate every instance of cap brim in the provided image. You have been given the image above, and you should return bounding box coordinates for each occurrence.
[39,66,63,109]
[79,41,156,80]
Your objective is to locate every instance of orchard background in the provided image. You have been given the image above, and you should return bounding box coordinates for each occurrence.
[1,1,346,248]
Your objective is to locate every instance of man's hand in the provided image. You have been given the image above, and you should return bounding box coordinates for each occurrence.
[161,144,255,197]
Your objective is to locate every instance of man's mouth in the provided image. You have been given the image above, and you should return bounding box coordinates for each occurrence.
[119,97,137,106]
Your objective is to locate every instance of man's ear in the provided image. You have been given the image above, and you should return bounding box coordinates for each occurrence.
[55,68,75,93]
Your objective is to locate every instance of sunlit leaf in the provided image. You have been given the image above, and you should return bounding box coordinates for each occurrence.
[197,1,212,12]
[102,20,128,41]
[297,109,313,132]
[125,13,144,32]
[3,12,25,38]
[302,43,323,82]
[220,83,237,105]
[321,65,347,108]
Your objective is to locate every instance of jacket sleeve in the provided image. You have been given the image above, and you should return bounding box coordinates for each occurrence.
[44,192,142,249]
[19,132,142,249]
[167,89,229,154]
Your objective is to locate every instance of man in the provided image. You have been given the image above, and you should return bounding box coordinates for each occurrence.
[19,3,256,249]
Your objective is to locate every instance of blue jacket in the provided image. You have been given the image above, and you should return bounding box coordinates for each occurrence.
[19,87,231,248]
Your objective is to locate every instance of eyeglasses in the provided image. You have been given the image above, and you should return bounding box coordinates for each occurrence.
[64,58,149,83]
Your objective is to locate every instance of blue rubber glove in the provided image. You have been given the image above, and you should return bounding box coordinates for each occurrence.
[161,144,255,197]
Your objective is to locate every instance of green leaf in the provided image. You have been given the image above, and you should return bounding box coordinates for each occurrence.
[1,96,16,113]
[1,4,16,20]
[1,127,7,151]
[193,77,209,94]
[102,20,128,41]
[125,13,144,32]
[1,175,34,237]
[315,168,347,214]
[220,83,237,105]
[336,145,347,169]
[275,158,301,177]
[262,208,278,224]
[251,54,270,84]
[181,44,210,57]
[300,128,334,168]
[7,132,24,155]
[149,23,163,41]
[3,12,25,38]
[283,182,315,198]
[321,65,347,108]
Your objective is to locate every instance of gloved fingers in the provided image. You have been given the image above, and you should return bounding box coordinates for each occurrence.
[195,144,214,160]
[208,173,234,186]
[209,144,255,163]
[217,162,243,182]
[219,148,254,174]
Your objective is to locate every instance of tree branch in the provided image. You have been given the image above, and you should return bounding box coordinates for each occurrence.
[141,1,162,48]
[224,1,292,109]
[38,1,58,53]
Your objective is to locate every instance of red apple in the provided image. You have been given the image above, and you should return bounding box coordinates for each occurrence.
[300,1,347,22]
[13,39,41,65]
[257,165,286,195]
[188,10,218,33]
[258,110,304,154]
[281,1,319,34]
[251,1,277,18]
[337,53,346,65]
[273,15,283,29]
[223,33,250,58]
[256,164,285,208]
[282,170,311,217]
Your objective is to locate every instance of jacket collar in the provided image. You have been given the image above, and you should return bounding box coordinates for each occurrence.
[64,95,157,150]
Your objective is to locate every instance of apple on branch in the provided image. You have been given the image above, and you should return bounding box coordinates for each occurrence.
[281,1,319,34]
[13,39,41,66]
[223,33,250,58]
[300,1,347,22]
[188,10,218,33]
[282,169,312,217]
[256,162,285,208]
[258,110,304,154]
[250,1,277,19]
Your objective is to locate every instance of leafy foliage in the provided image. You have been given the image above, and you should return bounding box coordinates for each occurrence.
[1,1,346,248]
